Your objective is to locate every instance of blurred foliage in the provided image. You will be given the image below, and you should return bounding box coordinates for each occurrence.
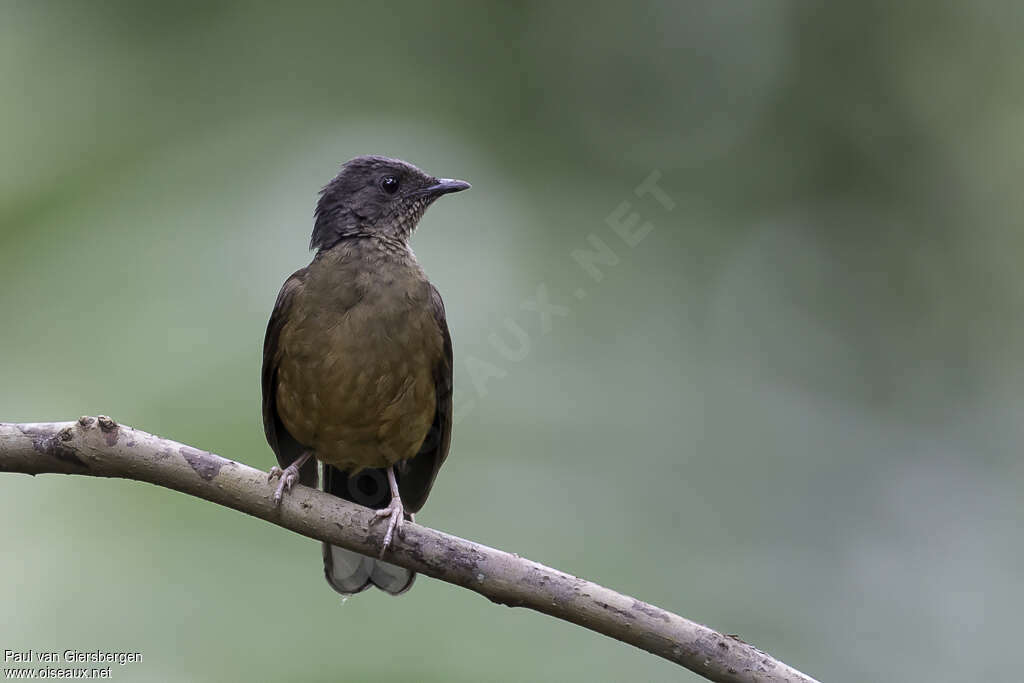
[2,1,1022,681]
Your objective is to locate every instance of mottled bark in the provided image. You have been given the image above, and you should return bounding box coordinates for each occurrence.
[0,418,819,683]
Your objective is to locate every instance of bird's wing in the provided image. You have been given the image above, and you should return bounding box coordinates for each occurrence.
[261,267,318,488]
[397,283,453,513]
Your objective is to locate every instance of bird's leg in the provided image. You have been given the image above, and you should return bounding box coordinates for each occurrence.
[372,466,405,557]
[268,451,313,505]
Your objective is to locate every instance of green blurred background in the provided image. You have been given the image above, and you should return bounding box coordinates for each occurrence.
[2,2,1022,681]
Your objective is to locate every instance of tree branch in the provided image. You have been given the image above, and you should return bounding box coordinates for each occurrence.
[0,417,819,683]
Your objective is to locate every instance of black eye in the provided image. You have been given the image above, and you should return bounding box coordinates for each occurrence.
[380,175,400,194]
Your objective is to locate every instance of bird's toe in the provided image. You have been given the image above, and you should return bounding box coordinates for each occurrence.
[374,500,405,557]
[270,465,300,505]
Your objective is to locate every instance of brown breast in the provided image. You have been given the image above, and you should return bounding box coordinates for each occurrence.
[274,245,444,472]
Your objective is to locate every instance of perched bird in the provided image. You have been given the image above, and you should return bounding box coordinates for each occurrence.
[261,155,468,595]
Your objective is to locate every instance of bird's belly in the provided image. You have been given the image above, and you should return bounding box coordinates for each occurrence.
[275,305,439,472]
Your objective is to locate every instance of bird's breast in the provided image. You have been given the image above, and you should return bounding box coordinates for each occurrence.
[275,256,442,472]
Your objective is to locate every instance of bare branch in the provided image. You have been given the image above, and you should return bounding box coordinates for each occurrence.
[0,418,819,683]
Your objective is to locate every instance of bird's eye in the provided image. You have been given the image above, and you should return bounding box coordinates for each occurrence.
[380,176,400,194]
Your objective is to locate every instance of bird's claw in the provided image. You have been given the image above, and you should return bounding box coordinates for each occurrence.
[268,464,300,505]
[373,500,405,557]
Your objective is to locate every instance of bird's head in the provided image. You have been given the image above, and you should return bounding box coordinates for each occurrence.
[311,155,470,250]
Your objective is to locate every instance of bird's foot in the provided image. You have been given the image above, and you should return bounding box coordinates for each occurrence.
[268,463,301,505]
[373,498,405,557]
[267,452,313,505]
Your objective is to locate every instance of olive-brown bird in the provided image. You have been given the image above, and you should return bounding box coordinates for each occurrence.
[261,155,468,595]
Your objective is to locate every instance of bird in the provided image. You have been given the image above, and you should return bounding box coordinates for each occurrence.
[261,155,468,595]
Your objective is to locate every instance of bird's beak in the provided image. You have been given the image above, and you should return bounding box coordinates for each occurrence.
[419,178,471,198]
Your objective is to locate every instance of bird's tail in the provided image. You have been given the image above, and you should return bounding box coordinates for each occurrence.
[321,464,415,596]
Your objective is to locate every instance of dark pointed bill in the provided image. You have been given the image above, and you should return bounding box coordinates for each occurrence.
[418,178,471,198]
